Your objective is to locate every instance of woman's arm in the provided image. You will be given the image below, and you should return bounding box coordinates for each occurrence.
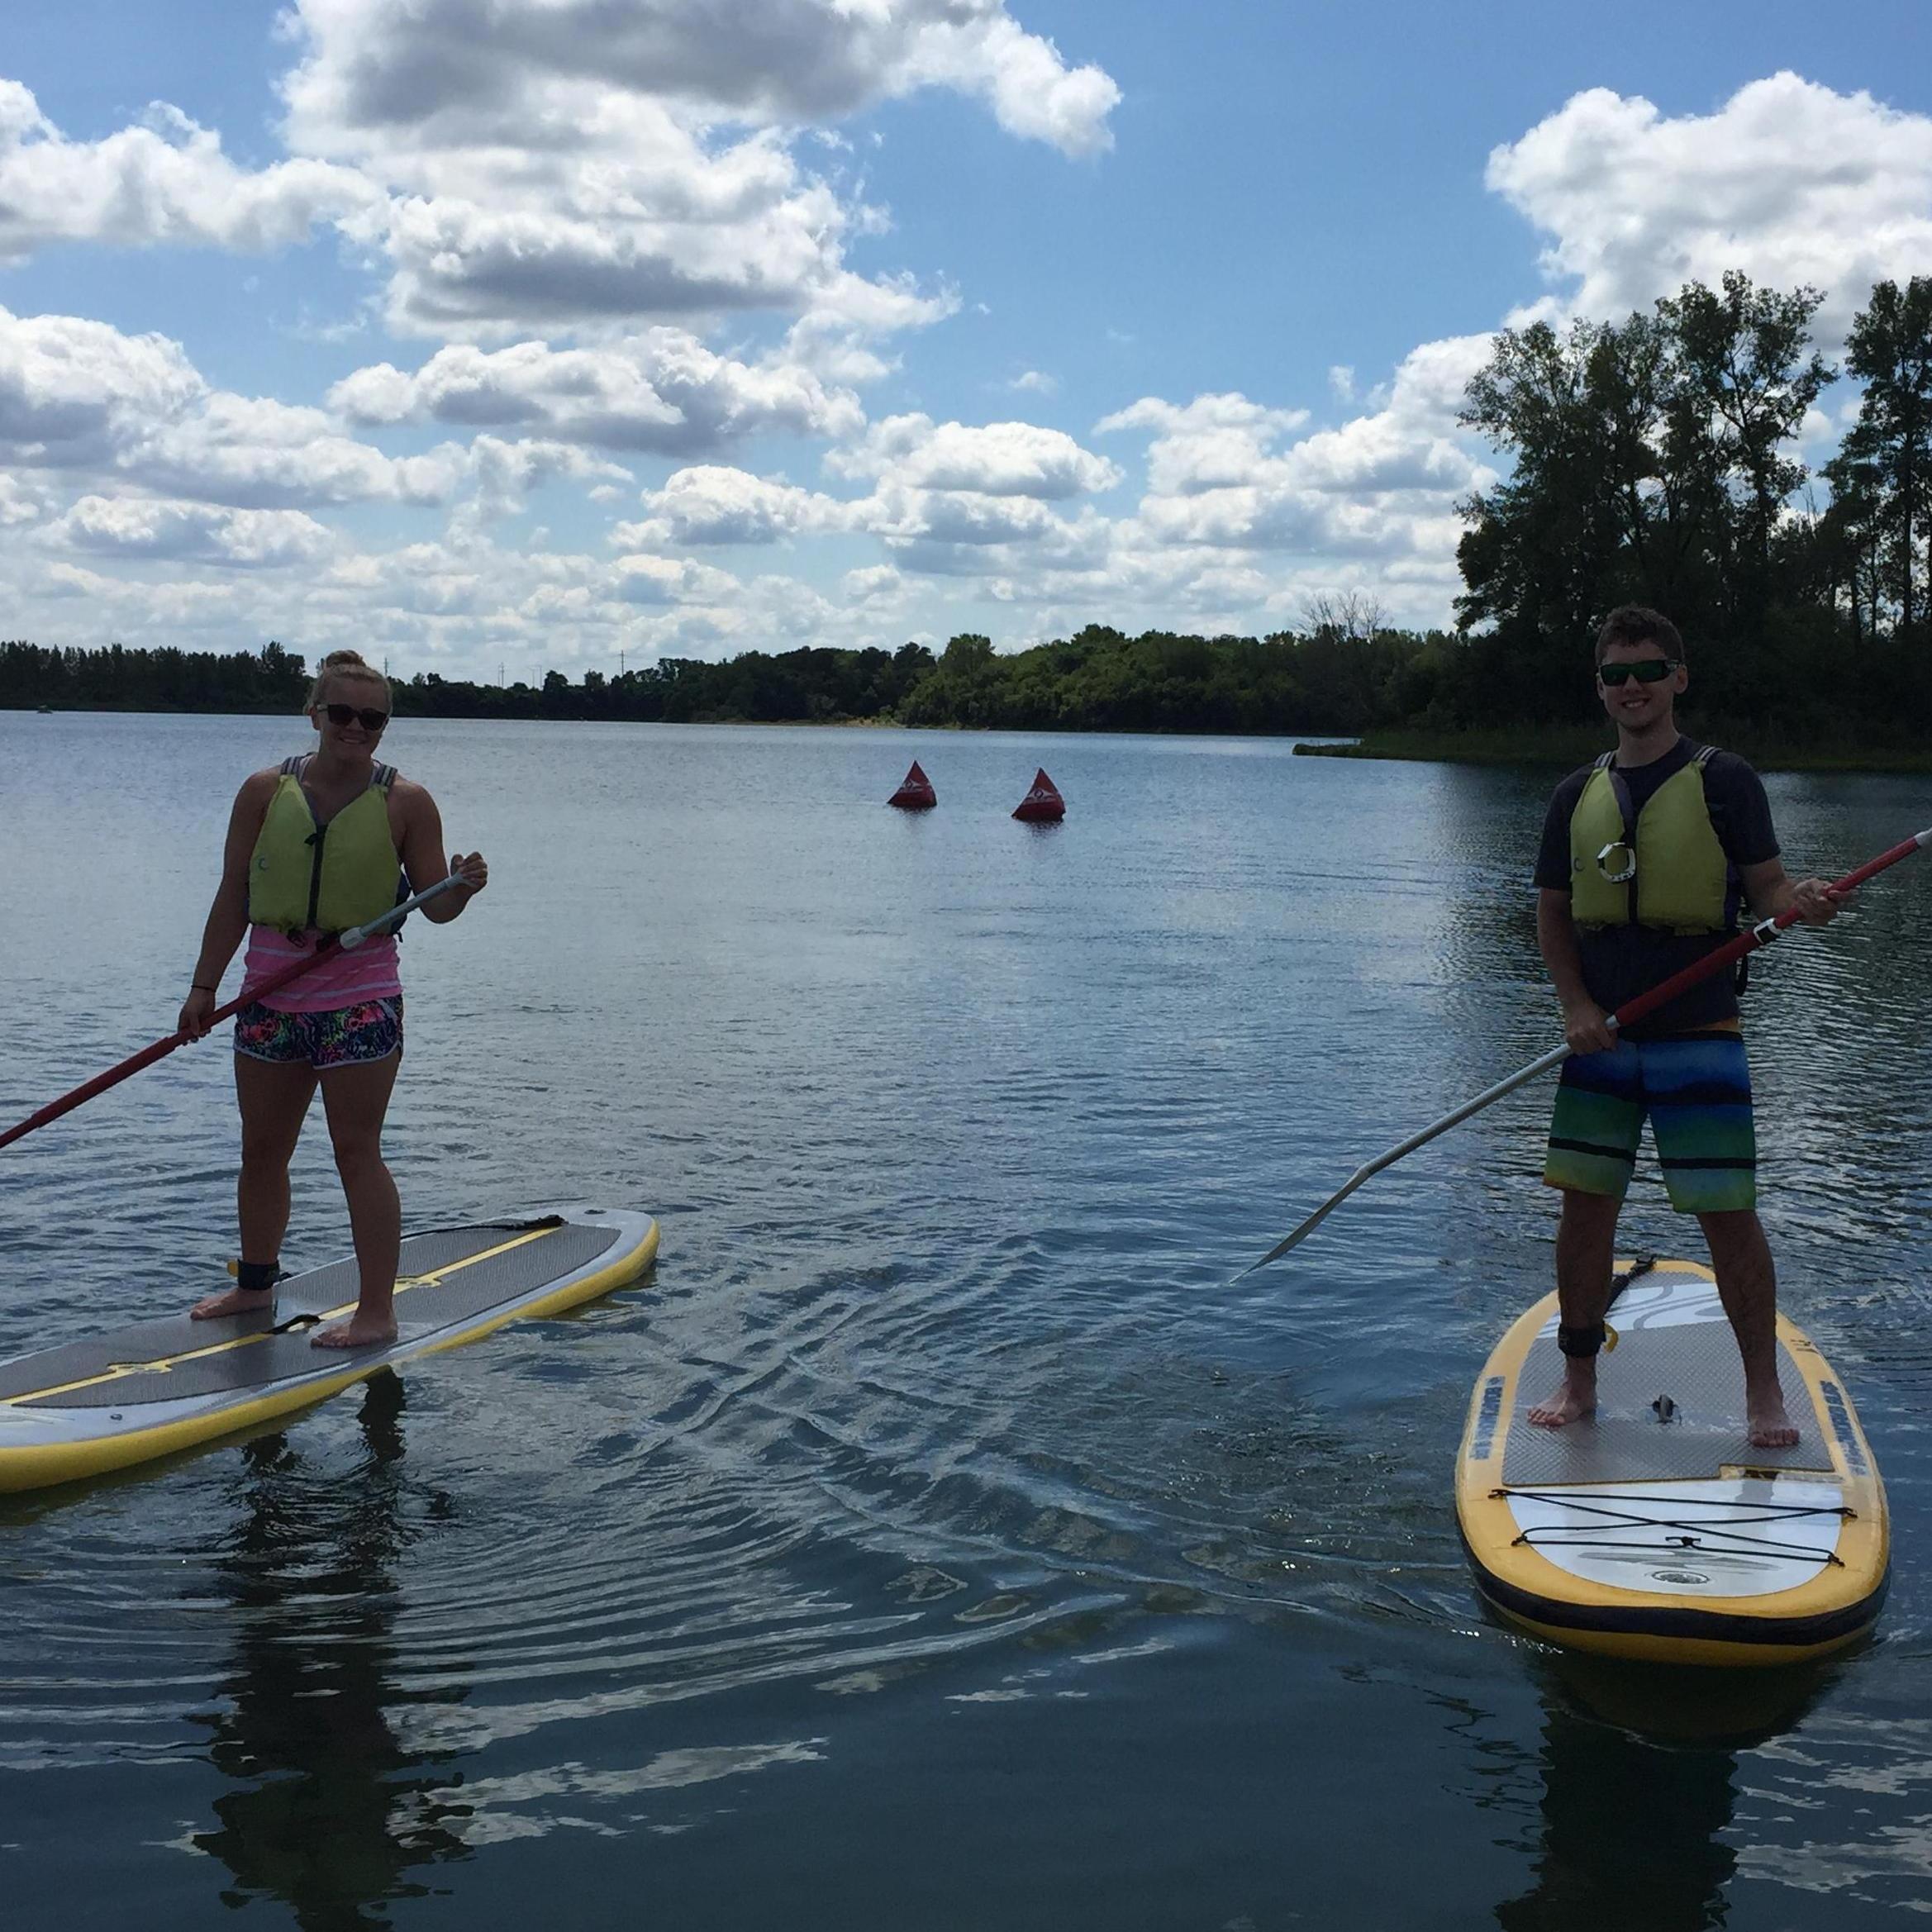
[396,780,488,921]
[178,770,278,1037]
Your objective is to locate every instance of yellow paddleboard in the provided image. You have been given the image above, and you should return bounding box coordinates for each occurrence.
[0,1207,658,1493]
[1457,1257,1887,1667]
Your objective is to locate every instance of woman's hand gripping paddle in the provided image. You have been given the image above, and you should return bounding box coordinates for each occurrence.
[0,873,469,1153]
[1234,824,1932,1279]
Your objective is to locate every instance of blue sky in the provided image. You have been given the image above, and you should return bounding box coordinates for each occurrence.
[3,1,1930,683]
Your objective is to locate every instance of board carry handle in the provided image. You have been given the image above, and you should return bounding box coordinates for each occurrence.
[0,873,469,1153]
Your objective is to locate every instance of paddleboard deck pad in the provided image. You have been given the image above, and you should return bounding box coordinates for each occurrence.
[1456,1257,1887,1667]
[0,1207,658,1492]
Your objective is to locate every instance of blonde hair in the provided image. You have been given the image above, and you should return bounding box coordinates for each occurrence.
[306,649,393,711]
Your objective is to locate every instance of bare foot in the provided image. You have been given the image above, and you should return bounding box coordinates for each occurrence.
[1748,1389,1799,1450]
[1527,1367,1597,1430]
[310,1315,398,1349]
[191,1287,274,1321]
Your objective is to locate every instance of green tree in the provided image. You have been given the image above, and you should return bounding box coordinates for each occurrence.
[1830,276,1932,636]
[1656,272,1832,642]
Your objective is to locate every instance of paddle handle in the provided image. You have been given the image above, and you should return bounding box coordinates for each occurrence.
[0,874,468,1152]
[1611,826,1932,1032]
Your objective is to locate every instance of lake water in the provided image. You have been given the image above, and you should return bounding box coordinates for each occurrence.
[3,710,1932,1929]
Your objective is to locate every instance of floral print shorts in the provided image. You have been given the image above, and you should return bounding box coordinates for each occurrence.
[234,997,404,1070]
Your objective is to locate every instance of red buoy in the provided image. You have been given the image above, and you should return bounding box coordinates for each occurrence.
[1012,768,1064,821]
[888,759,937,810]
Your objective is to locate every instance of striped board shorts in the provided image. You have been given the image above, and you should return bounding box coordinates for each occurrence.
[1544,1028,1756,1214]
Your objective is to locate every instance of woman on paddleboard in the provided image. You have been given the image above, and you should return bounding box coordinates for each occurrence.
[177,650,488,1348]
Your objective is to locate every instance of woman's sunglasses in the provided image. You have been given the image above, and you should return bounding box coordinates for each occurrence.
[318,702,391,730]
[1597,658,1679,688]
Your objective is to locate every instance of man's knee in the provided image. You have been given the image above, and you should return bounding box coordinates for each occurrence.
[1697,1211,1775,1292]
[1697,1206,1766,1249]
[1558,1187,1623,1234]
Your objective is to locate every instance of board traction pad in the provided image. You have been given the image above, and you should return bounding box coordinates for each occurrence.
[1500,1287,1832,1486]
[0,1221,621,1411]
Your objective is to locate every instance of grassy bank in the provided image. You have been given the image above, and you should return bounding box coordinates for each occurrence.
[1295,728,1932,774]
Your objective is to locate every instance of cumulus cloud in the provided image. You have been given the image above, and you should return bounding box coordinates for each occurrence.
[614,464,843,546]
[44,496,336,568]
[1097,394,1312,497]
[1,3,1107,340]
[330,331,864,452]
[0,82,378,260]
[842,563,905,603]
[1102,342,1495,563]
[1488,73,1932,343]
[0,307,636,533]
[827,413,1121,497]
[278,0,1116,159]
[264,0,1114,336]
[0,305,462,506]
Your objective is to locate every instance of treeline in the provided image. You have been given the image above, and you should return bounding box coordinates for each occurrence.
[0,640,311,714]
[1452,272,1932,740]
[1,627,1449,736]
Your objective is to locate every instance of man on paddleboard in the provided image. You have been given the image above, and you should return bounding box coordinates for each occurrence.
[1527,607,1842,1449]
[176,650,488,1349]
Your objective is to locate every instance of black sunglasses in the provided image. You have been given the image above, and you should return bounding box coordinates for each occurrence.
[1597,658,1679,688]
[319,702,390,730]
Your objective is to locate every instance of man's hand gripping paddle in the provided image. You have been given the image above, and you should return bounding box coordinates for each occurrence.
[1235,825,1932,1279]
[0,874,469,1153]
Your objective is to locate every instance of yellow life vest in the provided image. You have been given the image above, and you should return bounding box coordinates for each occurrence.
[247,759,403,938]
[1568,748,1730,934]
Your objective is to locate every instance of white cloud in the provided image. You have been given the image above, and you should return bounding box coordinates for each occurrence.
[1102,343,1495,570]
[330,331,864,452]
[0,305,470,507]
[0,473,42,526]
[0,82,377,260]
[44,495,335,568]
[266,0,1111,337]
[615,464,842,547]
[278,0,1116,160]
[842,563,904,604]
[1488,73,1932,343]
[1097,393,1312,497]
[828,413,1121,497]
[0,307,635,528]
[1,4,1106,342]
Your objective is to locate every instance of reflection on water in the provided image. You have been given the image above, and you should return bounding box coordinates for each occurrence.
[1497,1655,1826,1932]
[191,1376,471,1925]
[2,715,1930,1925]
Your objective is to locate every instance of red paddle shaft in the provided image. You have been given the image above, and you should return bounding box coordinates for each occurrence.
[0,875,466,1153]
[1239,823,1932,1275]
[1611,826,1932,1030]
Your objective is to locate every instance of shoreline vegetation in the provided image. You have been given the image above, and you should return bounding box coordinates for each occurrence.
[7,264,1930,777]
[4,635,1925,772]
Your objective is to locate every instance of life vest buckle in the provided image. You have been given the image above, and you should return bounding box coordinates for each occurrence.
[1596,840,1637,885]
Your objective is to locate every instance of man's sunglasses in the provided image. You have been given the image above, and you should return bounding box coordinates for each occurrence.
[1597,658,1679,688]
[318,702,391,730]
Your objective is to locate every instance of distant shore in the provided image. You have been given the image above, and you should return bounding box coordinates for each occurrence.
[16,705,1932,774]
[1294,728,1932,775]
